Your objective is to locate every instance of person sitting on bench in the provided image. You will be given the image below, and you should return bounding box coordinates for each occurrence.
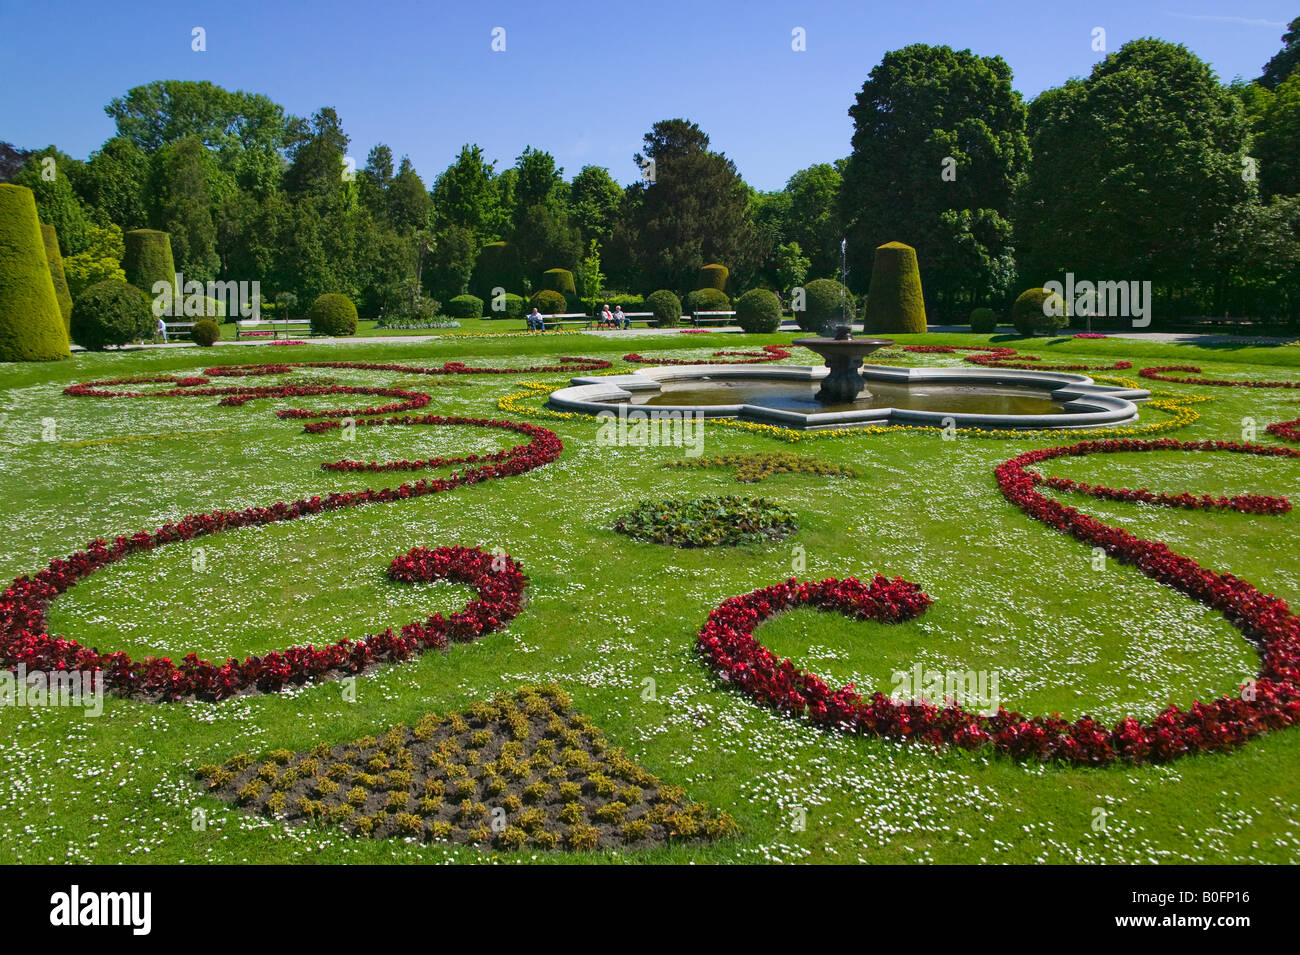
[613,305,629,329]
[599,303,614,328]
[526,307,546,331]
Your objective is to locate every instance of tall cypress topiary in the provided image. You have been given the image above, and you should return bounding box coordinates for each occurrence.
[540,268,576,296]
[122,228,177,299]
[472,241,524,302]
[697,263,728,292]
[0,184,71,361]
[41,223,73,334]
[862,241,927,334]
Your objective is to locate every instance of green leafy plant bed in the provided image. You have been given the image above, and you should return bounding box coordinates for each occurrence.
[663,451,860,483]
[613,495,797,546]
[196,684,736,851]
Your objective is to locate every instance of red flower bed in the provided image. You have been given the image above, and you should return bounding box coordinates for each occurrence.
[697,438,1300,765]
[9,371,567,702]
[901,344,1131,372]
[1266,418,1300,443]
[1140,366,1300,388]
[623,344,792,365]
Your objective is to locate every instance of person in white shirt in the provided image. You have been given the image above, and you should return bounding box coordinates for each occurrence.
[614,306,628,329]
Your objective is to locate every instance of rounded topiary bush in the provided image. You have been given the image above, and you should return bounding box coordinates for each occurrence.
[490,292,526,319]
[122,229,177,296]
[685,287,730,316]
[191,319,221,347]
[70,278,154,351]
[529,289,567,315]
[41,223,72,334]
[697,263,728,292]
[0,183,71,361]
[734,288,781,334]
[541,268,576,296]
[1011,288,1068,336]
[307,292,358,337]
[645,289,682,329]
[446,294,485,319]
[797,278,854,333]
[969,307,997,334]
[863,241,927,334]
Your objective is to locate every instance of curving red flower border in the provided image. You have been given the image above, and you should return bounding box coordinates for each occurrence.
[1266,418,1300,443]
[623,344,792,365]
[1139,366,1300,389]
[697,438,1300,765]
[5,366,568,702]
[901,344,1132,372]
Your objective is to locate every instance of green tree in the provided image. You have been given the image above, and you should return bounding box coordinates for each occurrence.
[105,80,298,154]
[773,241,810,292]
[841,44,1028,318]
[63,223,126,297]
[283,108,349,201]
[1260,17,1300,89]
[784,163,843,278]
[625,119,766,293]
[1253,73,1300,199]
[148,136,224,281]
[1016,39,1252,319]
[14,148,90,256]
[75,137,150,229]
[432,145,502,248]
[569,165,623,245]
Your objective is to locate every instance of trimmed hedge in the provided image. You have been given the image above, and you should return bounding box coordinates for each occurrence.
[446,294,485,319]
[123,229,176,297]
[862,241,926,334]
[70,278,154,351]
[488,291,526,319]
[472,241,524,301]
[41,223,73,333]
[734,288,781,334]
[541,268,576,296]
[1011,288,1068,336]
[645,289,682,328]
[307,292,358,337]
[685,287,730,316]
[529,289,567,315]
[0,183,71,361]
[969,307,997,334]
[797,278,853,333]
[191,318,221,347]
[697,263,729,292]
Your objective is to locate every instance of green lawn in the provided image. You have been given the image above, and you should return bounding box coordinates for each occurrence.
[1,330,1298,864]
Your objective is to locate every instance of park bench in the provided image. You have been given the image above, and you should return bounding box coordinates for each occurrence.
[158,320,197,342]
[539,313,593,330]
[621,311,659,327]
[236,318,314,340]
[692,310,736,327]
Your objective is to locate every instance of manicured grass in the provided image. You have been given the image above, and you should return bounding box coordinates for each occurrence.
[1,330,1298,863]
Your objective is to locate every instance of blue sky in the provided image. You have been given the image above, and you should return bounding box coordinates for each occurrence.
[0,0,1293,191]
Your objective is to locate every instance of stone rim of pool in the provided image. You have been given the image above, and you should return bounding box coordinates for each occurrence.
[548,364,1150,431]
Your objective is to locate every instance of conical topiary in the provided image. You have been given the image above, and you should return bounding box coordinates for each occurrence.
[862,241,927,334]
[0,183,71,361]
[472,240,524,301]
[122,228,177,298]
[41,223,73,334]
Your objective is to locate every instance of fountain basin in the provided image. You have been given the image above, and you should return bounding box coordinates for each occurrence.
[549,364,1149,431]
[792,336,895,403]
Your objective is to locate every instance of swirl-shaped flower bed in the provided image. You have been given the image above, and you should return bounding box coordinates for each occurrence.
[697,439,1300,765]
[1,544,528,702]
[902,344,1132,372]
[622,344,792,365]
[1139,366,1300,388]
[614,496,797,547]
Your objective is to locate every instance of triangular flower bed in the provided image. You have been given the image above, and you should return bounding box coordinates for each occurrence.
[197,684,736,851]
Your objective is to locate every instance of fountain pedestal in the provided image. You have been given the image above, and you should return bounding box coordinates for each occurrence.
[793,334,894,403]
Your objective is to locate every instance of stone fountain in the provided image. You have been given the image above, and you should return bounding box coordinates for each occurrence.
[793,325,894,403]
